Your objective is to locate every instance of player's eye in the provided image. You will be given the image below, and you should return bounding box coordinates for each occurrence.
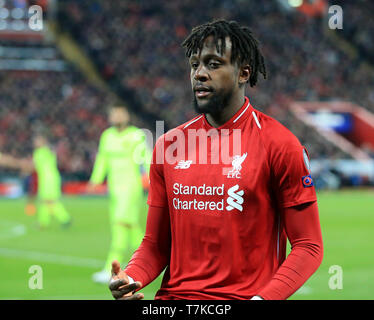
[208,62,220,69]
[191,62,199,69]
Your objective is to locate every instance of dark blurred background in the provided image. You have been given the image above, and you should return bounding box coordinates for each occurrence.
[0,0,373,192]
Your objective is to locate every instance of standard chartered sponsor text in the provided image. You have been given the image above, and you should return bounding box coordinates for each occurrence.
[173,183,224,196]
[172,182,225,211]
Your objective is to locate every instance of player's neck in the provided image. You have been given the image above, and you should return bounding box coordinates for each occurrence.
[205,94,245,128]
[115,124,128,132]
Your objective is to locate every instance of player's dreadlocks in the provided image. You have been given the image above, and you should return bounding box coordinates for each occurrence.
[182,19,267,87]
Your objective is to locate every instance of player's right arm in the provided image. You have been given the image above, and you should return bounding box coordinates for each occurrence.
[0,152,16,168]
[109,205,171,299]
[0,152,28,170]
[88,132,108,190]
[108,135,171,299]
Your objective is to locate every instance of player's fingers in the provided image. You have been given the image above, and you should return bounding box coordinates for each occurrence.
[112,290,129,300]
[109,278,126,291]
[110,280,140,296]
[112,284,142,300]
[111,260,121,275]
[111,290,122,299]
[118,292,144,300]
[117,282,141,293]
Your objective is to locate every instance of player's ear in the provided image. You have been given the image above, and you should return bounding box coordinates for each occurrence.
[238,64,250,85]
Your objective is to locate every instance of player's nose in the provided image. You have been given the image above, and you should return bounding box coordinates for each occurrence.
[194,65,209,82]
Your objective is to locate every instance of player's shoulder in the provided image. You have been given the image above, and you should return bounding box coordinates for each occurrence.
[100,126,115,138]
[125,125,147,141]
[126,125,141,133]
[33,146,52,159]
[168,114,204,136]
[155,114,204,145]
[100,126,142,137]
[178,114,205,131]
[253,108,302,151]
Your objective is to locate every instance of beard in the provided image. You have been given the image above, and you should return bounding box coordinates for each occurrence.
[111,122,127,129]
[193,88,233,116]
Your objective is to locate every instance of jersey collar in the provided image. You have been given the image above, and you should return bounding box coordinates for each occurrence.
[201,96,252,133]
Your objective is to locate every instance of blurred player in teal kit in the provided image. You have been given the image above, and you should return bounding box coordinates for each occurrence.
[89,105,151,284]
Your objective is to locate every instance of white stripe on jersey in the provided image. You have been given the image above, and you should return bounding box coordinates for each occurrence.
[183,115,203,129]
[233,103,250,123]
[252,111,262,129]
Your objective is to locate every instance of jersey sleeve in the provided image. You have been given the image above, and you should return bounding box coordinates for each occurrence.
[257,201,323,299]
[132,128,152,175]
[32,148,47,172]
[147,136,168,208]
[32,149,42,168]
[125,205,171,287]
[89,132,108,185]
[271,141,317,208]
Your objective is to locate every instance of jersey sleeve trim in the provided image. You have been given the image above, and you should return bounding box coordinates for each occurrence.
[280,197,318,208]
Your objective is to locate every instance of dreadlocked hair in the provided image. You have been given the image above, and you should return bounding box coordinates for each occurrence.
[182,19,267,87]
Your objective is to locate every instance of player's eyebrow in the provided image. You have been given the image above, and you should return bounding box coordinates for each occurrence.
[189,53,226,62]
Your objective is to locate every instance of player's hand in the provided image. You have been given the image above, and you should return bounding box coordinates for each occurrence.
[109,260,144,300]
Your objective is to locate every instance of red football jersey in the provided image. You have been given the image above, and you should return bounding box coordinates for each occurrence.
[146,96,317,299]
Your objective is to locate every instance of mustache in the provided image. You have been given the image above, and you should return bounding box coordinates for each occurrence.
[193,83,214,92]
[193,89,231,115]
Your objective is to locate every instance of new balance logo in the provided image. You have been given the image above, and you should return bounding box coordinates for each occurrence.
[226,184,244,212]
[175,160,192,169]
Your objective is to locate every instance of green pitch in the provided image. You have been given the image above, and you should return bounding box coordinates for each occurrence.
[0,190,373,300]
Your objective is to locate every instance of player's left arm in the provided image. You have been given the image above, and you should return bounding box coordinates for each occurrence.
[255,200,323,300]
[254,136,323,300]
[133,129,152,192]
[89,133,108,186]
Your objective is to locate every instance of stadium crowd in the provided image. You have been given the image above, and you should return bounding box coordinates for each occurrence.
[4,1,374,179]
[58,0,374,160]
[335,0,374,65]
[0,70,115,179]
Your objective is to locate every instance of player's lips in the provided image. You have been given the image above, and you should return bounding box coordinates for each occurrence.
[194,85,213,98]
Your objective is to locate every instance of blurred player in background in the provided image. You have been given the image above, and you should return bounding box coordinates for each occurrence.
[0,136,71,228]
[28,134,71,229]
[23,170,38,217]
[0,152,37,215]
[89,105,151,284]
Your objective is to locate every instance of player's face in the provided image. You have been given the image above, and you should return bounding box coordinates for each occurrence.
[33,136,46,149]
[189,36,240,115]
[109,108,129,128]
